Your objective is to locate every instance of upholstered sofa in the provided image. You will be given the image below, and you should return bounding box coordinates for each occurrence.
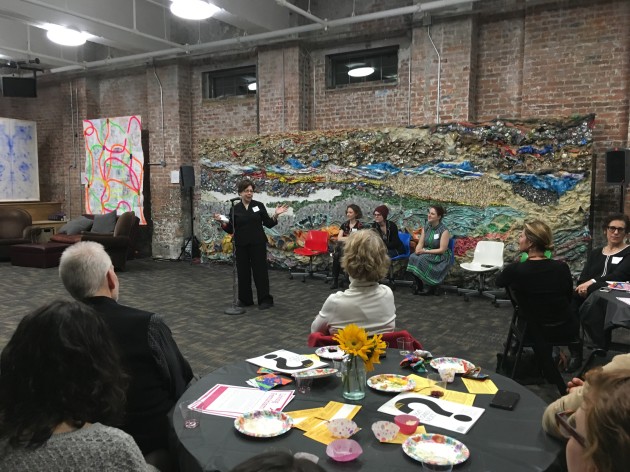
[50,211,140,270]
[0,208,35,260]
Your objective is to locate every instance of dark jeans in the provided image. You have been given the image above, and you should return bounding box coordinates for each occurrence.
[235,243,273,306]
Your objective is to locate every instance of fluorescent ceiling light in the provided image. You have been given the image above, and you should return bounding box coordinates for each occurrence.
[247,83,257,91]
[348,66,375,78]
[170,0,220,20]
[46,26,87,46]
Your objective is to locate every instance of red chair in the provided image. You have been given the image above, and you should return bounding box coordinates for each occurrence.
[308,330,422,349]
[289,230,330,282]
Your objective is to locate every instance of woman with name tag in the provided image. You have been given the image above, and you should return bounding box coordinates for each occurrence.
[575,213,630,350]
[330,204,365,290]
[406,205,451,296]
[213,179,288,310]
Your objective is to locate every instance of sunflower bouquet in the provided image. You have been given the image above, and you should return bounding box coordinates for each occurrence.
[333,324,387,400]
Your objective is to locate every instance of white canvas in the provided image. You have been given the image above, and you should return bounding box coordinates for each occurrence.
[0,118,39,201]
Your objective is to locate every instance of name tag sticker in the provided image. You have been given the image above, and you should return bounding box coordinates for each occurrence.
[252,206,260,213]
[612,256,623,264]
[351,228,357,232]
[434,234,440,240]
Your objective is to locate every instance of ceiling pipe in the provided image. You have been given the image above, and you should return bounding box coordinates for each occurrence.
[50,0,477,74]
[0,45,80,66]
[275,0,326,25]
[22,0,187,50]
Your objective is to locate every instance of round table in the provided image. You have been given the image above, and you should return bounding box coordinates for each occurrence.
[171,350,562,471]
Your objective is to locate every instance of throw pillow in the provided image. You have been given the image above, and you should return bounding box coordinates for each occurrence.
[91,211,117,233]
[58,216,93,235]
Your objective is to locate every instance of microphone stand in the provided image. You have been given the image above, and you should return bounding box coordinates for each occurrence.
[224,199,245,315]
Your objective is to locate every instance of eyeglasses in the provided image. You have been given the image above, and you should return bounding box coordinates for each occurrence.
[607,226,626,233]
[242,189,254,194]
[555,411,586,448]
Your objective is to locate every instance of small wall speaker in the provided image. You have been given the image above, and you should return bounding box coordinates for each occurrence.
[180,165,195,188]
[605,149,630,184]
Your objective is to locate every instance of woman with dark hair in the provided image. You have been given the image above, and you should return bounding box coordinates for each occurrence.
[574,213,630,351]
[371,204,404,259]
[214,179,288,310]
[575,213,630,296]
[496,220,579,394]
[406,205,451,296]
[330,204,365,289]
[0,300,156,470]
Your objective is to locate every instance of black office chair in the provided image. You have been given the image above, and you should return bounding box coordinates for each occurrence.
[499,286,573,395]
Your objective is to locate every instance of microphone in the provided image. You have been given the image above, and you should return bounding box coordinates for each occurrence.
[227,197,241,202]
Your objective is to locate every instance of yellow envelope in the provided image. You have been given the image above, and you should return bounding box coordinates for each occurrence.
[408,374,476,405]
[462,377,499,394]
[285,407,325,431]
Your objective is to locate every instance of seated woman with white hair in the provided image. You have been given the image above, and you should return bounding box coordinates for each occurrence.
[310,229,396,335]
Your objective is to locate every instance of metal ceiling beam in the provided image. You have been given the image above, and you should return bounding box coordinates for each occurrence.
[50,0,478,74]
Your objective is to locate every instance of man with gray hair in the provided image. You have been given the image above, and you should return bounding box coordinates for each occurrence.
[59,241,193,468]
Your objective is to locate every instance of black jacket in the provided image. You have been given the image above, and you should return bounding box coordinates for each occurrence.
[222,199,277,246]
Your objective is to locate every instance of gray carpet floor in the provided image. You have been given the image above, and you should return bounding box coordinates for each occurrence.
[1,257,625,404]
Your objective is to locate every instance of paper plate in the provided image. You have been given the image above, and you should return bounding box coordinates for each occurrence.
[607,282,630,291]
[402,433,470,465]
[293,368,338,379]
[367,374,416,392]
[429,357,475,374]
[234,410,293,438]
[315,346,346,360]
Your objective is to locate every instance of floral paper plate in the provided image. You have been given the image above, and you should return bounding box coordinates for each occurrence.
[234,410,293,438]
[293,368,338,379]
[607,282,630,291]
[429,357,475,374]
[402,433,470,465]
[315,346,346,360]
[367,374,416,392]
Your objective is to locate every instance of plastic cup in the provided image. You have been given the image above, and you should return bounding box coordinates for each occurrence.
[295,376,313,394]
[421,462,453,472]
[438,367,456,383]
[397,337,413,355]
[394,414,420,435]
[427,374,446,390]
[333,360,343,377]
[178,401,199,429]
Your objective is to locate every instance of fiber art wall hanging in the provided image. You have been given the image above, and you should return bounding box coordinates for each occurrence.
[0,117,39,202]
[197,115,593,283]
[83,115,146,224]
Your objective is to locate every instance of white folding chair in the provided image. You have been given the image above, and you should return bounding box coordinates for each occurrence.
[457,241,505,302]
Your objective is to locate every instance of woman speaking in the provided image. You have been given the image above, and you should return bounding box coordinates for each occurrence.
[214,179,288,310]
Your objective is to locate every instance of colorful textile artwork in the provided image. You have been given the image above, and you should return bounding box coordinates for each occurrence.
[197,116,594,284]
[0,118,39,202]
[83,116,146,224]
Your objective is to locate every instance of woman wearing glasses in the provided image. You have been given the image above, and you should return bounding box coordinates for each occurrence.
[556,368,630,472]
[214,179,289,310]
[574,213,630,350]
[574,213,630,297]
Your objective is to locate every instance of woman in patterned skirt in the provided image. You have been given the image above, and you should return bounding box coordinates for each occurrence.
[406,205,451,296]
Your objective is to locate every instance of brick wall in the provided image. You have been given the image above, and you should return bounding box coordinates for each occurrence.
[2,0,630,255]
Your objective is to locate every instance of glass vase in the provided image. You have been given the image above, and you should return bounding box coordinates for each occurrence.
[342,355,366,400]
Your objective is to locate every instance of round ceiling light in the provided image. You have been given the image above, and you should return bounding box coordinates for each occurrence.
[247,83,257,91]
[170,0,220,20]
[348,66,375,78]
[46,26,87,46]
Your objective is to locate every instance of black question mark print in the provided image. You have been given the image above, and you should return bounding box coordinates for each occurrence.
[264,354,314,370]
[395,398,472,422]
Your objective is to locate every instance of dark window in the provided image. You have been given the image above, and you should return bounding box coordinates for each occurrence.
[327,46,398,88]
[203,66,256,98]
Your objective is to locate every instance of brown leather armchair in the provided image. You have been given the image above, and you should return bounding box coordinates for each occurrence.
[51,211,140,271]
[0,208,34,260]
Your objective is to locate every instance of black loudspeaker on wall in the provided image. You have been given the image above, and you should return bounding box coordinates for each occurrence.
[180,165,195,188]
[606,149,630,184]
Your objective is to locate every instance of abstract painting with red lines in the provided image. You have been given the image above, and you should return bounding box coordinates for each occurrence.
[83,115,146,224]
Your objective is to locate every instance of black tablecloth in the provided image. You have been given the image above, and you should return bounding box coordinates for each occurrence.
[171,351,561,472]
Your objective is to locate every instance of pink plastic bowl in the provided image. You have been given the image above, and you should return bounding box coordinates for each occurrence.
[394,414,420,435]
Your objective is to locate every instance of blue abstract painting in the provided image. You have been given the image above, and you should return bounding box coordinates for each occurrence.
[0,118,39,201]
